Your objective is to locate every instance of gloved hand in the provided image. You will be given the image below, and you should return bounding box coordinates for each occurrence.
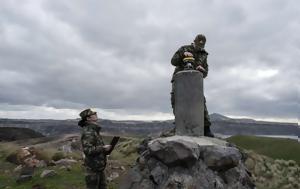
[103,145,112,152]
[183,52,193,57]
[196,65,206,72]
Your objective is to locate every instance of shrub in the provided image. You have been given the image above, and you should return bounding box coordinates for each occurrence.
[52,152,66,161]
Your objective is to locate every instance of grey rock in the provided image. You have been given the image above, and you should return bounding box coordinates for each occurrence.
[120,167,143,189]
[150,162,168,185]
[16,165,34,183]
[149,138,199,166]
[36,160,47,168]
[40,170,57,178]
[59,166,67,170]
[54,158,77,166]
[13,165,23,173]
[107,172,119,182]
[222,163,254,188]
[59,165,71,171]
[163,173,194,189]
[121,136,255,189]
[140,179,155,189]
[137,137,152,154]
[202,146,241,171]
[16,175,32,183]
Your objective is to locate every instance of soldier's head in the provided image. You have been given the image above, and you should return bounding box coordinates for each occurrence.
[194,34,206,51]
[79,108,98,122]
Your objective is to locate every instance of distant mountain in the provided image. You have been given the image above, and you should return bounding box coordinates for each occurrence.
[211,119,299,137]
[0,127,44,141]
[0,114,299,137]
[210,113,232,121]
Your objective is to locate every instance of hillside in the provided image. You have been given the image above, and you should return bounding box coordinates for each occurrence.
[227,135,300,165]
[0,114,299,137]
[0,135,300,189]
[0,127,44,142]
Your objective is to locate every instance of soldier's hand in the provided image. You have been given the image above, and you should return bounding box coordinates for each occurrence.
[183,52,193,57]
[196,65,206,72]
[103,145,112,152]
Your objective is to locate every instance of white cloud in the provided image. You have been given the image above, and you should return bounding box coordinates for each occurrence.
[0,0,298,122]
[228,66,279,81]
[0,103,173,121]
[0,104,78,120]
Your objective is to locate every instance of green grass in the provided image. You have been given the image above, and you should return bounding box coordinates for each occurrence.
[0,137,141,189]
[227,135,300,164]
[0,163,86,189]
[102,136,141,166]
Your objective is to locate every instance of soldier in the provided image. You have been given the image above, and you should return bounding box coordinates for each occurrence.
[171,34,214,137]
[78,109,112,189]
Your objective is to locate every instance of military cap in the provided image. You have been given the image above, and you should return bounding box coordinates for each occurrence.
[79,108,97,119]
[194,34,206,43]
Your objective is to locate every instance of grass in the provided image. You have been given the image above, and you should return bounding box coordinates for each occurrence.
[0,136,140,189]
[109,138,140,164]
[0,163,86,189]
[2,134,300,189]
[0,142,85,189]
[227,135,300,164]
[0,142,20,158]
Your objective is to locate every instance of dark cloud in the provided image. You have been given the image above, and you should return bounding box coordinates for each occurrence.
[0,0,298,121]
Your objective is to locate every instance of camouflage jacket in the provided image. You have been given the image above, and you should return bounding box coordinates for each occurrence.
[171,44,209,81]
[81,122,107,172]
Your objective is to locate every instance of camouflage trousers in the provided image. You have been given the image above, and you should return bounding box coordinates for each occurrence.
[85,167,107,189]
[171,82,211,128]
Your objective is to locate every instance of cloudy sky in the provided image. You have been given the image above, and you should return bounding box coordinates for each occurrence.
[0,0,299,122]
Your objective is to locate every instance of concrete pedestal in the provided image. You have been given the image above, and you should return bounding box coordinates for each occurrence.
[174,70,204,136]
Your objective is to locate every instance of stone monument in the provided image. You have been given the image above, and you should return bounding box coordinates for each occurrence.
[120,62,255,189]
[174,70,204,136]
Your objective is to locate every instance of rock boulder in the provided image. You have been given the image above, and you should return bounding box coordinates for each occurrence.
[121,136,255,189]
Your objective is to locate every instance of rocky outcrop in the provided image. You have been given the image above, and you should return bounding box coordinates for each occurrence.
[121,136,255,189]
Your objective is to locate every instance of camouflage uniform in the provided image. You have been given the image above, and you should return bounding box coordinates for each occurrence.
[170,43,212,129]
[81,121,107,189]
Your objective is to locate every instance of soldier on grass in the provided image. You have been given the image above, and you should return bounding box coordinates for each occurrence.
[170,34,214,137]
[78,109,112,189]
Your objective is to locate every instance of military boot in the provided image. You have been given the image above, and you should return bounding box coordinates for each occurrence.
[204,126,214,137]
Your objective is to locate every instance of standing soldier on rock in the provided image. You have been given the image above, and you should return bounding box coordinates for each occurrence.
[171,34,214,137]
[78,109,112,189]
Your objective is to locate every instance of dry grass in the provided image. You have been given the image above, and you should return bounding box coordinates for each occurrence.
[0,142,20,158]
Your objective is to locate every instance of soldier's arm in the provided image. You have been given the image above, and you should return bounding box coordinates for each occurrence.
[81,131,104,156]
[171,47,185,66]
